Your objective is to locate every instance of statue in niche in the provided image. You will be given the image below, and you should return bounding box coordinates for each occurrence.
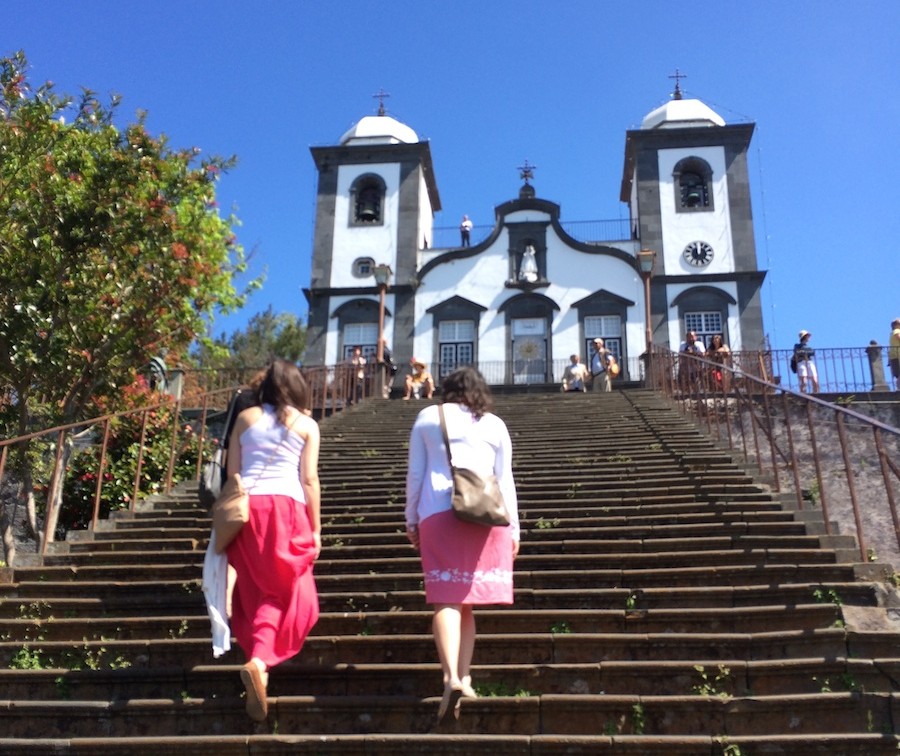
[519,244,539,283]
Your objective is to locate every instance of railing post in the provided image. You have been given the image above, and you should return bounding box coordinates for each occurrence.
[836,412,866,561]
[866,341,890,392]
[40,429,68,557]
[805,402,831,535]
[132,409,149,512]
[164,398,182,495]
[196,393,210,480]
[780,394,804,510]
[91,418,111,531]
[873,427,900,555]
[759,390,781,493]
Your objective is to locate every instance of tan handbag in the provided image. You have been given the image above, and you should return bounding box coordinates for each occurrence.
[212,473,249,553]
[608,359,620,378]
[439,405,510,527]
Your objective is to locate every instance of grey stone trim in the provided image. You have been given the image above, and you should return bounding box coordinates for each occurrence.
[572,289,636,310]
[310,141,441,212]
[670,286,738,307]
[425,295,488,316]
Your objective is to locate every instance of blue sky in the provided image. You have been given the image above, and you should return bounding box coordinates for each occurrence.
[6,1,898,352]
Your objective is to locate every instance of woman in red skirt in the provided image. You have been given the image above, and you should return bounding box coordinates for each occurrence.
[405,367,520,724]
[225,360,321,721]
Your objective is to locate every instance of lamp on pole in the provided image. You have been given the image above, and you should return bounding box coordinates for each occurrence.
[637,249,656,386]
[637,249,656,353]
[373,263,392,398]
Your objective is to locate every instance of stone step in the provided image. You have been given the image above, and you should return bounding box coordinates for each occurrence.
[2,561,862,597]
[0,603,846,643]
[0,580,879,617]
[2,733,898,756]
[4,627,888,668]
[5,656,898,702]
[40,544,846,572]
[0,691,896,738]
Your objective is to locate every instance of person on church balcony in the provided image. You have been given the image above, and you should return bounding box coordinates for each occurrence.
[589,339,616,393]
[678,330,706,390]
[459,215,473,247]
[708,334,732,392]
[346,345,367,405]
[793,330,819,393]
[404,358,435,400]
[889,318,900,391]
[379,339,398,398]
[561,354,589,392]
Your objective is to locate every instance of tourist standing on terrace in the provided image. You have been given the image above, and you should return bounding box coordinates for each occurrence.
[225,359,321,722]
[793,330,819,393]
[890,318,900,391]
[405,367,520,724]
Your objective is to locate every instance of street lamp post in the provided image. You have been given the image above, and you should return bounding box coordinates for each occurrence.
[637,248,656,383]
[373,263,392,398]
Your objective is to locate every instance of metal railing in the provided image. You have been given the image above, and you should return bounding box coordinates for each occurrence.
[0,386,236,563]
[647,346,900,566]
[426,218,633,250]
[5,349,897,567]
[726,346,895,395]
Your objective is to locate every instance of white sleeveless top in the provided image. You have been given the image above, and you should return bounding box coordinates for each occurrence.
[239,404,305,502]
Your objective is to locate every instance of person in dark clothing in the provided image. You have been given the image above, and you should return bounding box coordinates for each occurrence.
[793,330,819,393]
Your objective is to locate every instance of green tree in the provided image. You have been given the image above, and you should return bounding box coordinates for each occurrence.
[195,306,307,371]
[0,51,255,557]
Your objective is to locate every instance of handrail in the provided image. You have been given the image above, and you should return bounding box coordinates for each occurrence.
[646,346,900,565]
[0,386,238,563]
[4,350,898,568]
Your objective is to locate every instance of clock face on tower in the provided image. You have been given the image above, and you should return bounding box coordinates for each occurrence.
[683,241,714,267]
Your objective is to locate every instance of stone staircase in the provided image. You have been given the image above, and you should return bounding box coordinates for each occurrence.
[1,389,899,754]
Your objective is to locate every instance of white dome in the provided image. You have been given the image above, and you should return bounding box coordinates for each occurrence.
[641,98,725,130]
[339,115,419,145]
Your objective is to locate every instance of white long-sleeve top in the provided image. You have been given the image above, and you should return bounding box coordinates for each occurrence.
[405,402,519,541]
[201,529,231,658]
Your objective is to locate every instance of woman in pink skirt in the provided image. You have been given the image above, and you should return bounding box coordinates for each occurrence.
[226,360,321,721]
[405,367,519,724]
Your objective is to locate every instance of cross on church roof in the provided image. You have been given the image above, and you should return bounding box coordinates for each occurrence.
[668,69,687,100]
[372,88,390,116]
[517,159,537,185]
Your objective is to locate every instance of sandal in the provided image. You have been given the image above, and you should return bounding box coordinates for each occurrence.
[240,661,268,722]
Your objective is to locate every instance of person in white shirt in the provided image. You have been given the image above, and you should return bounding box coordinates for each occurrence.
[561,354,589,392]
[589,339,615,392]
[459,214,473,247]
[405,367,519,724]
[678,330,706,389]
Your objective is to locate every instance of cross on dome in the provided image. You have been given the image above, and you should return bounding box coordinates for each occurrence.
[517,159,537,185]
[372,88,390,116]
[668,69,687,100]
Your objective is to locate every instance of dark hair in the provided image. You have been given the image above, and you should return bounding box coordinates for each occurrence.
[258,359,309,423]
[441,366,493,418]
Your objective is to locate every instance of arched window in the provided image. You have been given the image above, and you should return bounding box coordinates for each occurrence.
[673,157,713,212]
[350,174,386,225]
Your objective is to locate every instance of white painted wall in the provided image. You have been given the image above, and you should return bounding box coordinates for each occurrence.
[657,146,733,275]
[412,226,645,368]
[417,171,434,250]
[330,163,401,288]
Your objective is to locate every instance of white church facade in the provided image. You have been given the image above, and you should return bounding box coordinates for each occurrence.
[303,89,766,385]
